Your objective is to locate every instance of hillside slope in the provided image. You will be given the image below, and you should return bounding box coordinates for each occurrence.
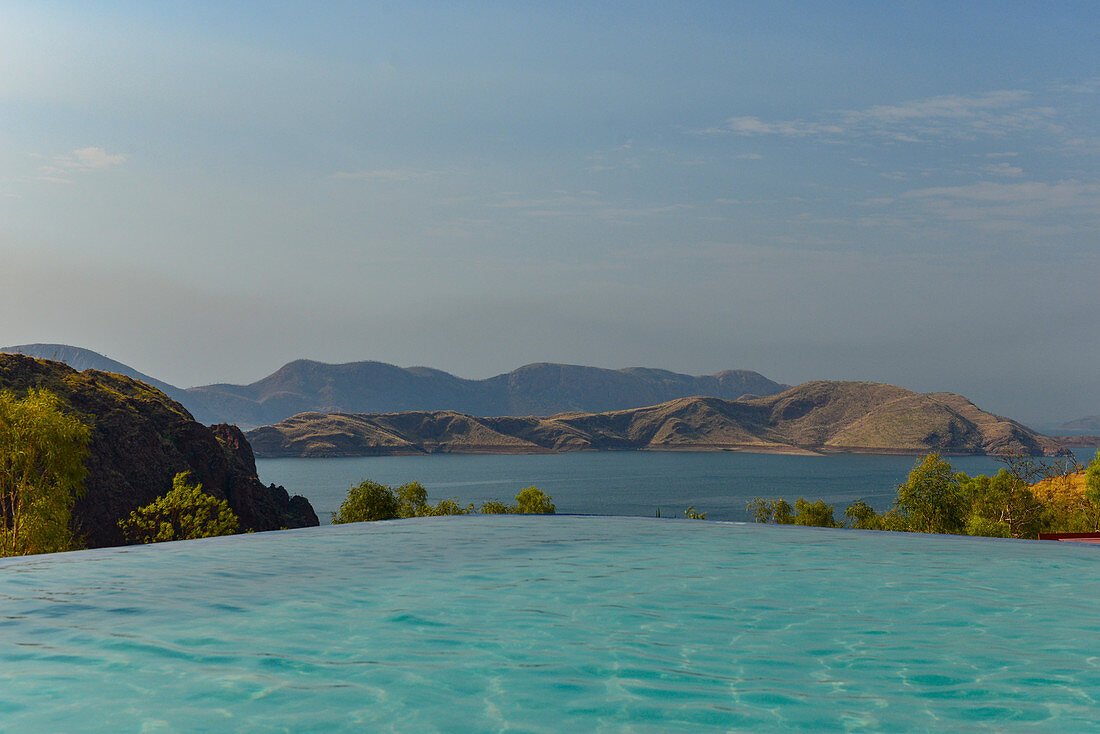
[0,343,208,419]
[0,354,318,548]
[247,380,1066,458]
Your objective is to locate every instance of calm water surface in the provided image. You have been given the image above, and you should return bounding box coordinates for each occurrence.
[2,517,1099,732]
[258,449,1097,521]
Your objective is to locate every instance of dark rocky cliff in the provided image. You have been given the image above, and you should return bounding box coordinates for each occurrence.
[0,354,318,548]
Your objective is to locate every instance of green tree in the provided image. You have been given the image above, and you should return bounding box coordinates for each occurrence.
[396,481,429,518]
[513,486,555,514]
[746,498,795,524]
[118,472,239,543]
[961,470,1044,539]
[0,388,91,556]
[480,499,512,514]
[793,498,840,527]
[332,479,400,523]
[893,454,968,534]
[844,499,879,530]
[1085,450,1100,507]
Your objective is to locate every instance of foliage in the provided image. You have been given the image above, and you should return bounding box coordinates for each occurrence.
[1028,450,1100,533]
[480,500,512,514]
[396,481,474,517]
[333,479,553,523]
[792,498,840,527]
[750,451,1100,540]
[118,472,240,544]
[748,497,842,526]
[1086,450,1100,506]
[684,506,706,519]
[844,499,879,530]
[746,498,793,524]
[892,454,968,534]
[960,470,1044,539]
[513,486,555,514]
[332,479,400,523]
[0,388,91,556]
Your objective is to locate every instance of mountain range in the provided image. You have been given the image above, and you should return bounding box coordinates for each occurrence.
[0,344,788,426]
[246,380,1067,458]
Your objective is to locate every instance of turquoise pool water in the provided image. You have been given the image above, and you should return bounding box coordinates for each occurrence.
[2,517,1100,731]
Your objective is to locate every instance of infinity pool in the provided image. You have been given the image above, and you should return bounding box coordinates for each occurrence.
[2,517,1099,731]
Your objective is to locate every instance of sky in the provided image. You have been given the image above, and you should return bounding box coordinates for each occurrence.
[1,1,1097,425]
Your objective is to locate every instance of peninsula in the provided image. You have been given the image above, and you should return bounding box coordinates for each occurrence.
[247,381,1066,458]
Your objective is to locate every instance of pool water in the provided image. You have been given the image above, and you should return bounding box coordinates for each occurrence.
[2,517,1100,731]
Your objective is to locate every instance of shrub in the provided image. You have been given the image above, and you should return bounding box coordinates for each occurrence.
[793,498,839,527]
[513,486,555,514]
[333,479,400,523]
[844,499,879,530]
[336,479,553,522]
[118,472,239,543]
[480,500,512,514]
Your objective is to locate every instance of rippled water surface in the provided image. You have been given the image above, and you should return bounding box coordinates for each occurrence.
[3,517,1100,731]
[257,449,1098,521]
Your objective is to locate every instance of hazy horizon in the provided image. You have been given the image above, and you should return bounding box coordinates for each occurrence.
[2,2,1097,425]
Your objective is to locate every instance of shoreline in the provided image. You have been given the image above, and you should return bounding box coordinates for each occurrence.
[252,444,1048,460]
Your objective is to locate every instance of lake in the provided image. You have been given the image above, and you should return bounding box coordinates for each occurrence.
[257,448,1097,522]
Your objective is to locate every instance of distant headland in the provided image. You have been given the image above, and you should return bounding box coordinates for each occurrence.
[246,381,1067,459]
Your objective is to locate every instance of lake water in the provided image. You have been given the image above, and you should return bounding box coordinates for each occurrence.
[257,448,1098,522]
[3,516,1100,731]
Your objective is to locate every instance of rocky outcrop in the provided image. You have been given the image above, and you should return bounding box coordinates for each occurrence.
[247,381,1068,458]
[0,354,318,548]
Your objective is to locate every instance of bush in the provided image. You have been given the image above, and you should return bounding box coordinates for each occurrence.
[480,500,511,514]
[514,486,555,514]
[793,498,840,527]
[335,479,553,522]
[333,479,400,523]
[0,388,90,556]
[844,499,879,530]
[118,472,239,543]
[747,498,794,524]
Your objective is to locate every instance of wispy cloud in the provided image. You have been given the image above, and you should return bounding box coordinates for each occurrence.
[981,162,1024,178]
[698,90,1059,143]
[333,168,438,182]
[901,180,1100,226]
[36,147,127,183]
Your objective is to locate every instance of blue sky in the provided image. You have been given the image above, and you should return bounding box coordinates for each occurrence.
[1,1,1097,424]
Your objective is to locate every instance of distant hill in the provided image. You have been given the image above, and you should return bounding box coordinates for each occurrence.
[0,354,317,548]
[187,360,790,426]
[247,380,1067,458]
[1050,435,1100,448]
[1057,415,1100,432]
[0,346,787,427]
